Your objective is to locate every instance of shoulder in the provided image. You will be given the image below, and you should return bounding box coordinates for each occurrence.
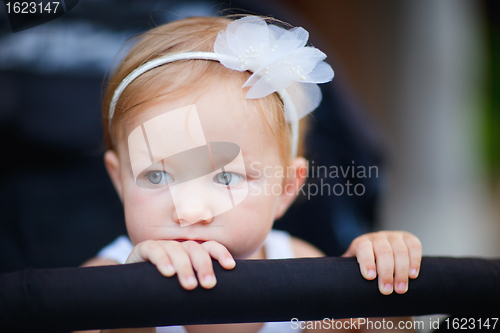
[290,237,325,258]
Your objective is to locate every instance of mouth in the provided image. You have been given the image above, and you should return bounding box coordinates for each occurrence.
[173,239,207,244]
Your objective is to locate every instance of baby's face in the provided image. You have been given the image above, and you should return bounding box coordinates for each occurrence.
[110,82,289,259]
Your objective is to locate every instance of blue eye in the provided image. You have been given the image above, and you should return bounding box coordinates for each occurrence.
[214,172,244,186]
[146,171,173,185]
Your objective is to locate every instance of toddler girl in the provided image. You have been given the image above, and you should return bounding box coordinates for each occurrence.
[84,15,422,333]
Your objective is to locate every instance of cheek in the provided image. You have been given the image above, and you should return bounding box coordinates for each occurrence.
[223,181,281,258]
[122,186,173,244]
[245,177,283,214]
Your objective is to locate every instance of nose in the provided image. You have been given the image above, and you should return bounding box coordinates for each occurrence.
[172,208,214,227]
[170,176,215,227]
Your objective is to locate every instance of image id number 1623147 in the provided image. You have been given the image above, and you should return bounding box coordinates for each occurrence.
[5,2,61,14]
[444,318,498,330]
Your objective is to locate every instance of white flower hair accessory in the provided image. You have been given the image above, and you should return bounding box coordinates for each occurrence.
[109,16,334,157]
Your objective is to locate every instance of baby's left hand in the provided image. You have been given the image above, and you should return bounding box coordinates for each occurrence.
[342,231,422,295]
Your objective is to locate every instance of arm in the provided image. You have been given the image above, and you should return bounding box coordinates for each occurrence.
[100,329,156,333]
[81,257,121,267]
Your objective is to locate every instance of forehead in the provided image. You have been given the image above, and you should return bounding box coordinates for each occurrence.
[119,81,279,165]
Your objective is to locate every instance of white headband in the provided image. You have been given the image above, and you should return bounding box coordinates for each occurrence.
[109,16,334,157]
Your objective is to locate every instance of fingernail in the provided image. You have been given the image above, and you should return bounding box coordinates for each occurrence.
[398,282,407,292]
[203,275,216,287]
[411,268,418,277]
[164,264,175,276]
[226,258,236,267]
[384,283,393,292]
[367,269,376,279]
[186,276,197,286]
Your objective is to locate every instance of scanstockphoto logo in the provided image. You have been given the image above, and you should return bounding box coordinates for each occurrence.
[249,161,379,199]
[3,0,79,32]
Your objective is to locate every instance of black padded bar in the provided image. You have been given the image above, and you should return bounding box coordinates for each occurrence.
[1,257,499,332]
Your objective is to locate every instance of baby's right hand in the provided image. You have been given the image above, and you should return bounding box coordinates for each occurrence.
[125,240,236,290]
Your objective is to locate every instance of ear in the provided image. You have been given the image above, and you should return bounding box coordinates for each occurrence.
[274,157,308,220]
[104,150,124,202]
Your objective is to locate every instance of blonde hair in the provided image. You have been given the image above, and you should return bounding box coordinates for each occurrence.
[102,16,307,165]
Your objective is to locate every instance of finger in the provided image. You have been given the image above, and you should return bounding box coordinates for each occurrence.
[341,243,356,258]
[202,241,236,270]
[373,237,394,295]
[164,242,198,290]
[182,241,217,289]
[351,238,377,280]
[389,235,409,294]
[126,241,176,277]
[148,242,176,277]
[144,243,176,278]
[125,240,153,264]
[404,233,422,279]
[127,241,176,277]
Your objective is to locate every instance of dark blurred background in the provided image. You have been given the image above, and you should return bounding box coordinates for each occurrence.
[0,0,498,275]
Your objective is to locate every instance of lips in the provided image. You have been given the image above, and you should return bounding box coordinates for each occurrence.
[173,239,207,244]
